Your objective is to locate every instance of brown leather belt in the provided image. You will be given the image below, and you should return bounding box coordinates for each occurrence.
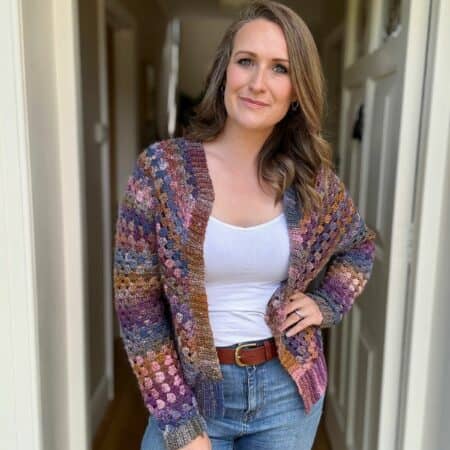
[216,337,278,367]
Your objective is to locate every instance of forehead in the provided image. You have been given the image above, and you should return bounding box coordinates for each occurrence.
[232,18,289,59]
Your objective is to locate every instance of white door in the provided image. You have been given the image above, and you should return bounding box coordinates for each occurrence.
[323,1,432,449]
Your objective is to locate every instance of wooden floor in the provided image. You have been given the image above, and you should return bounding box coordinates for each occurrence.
[93,339,331,450]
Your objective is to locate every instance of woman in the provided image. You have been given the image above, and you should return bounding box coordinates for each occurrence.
[113,1,376,450]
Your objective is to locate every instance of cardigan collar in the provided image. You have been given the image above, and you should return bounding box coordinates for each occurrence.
[184,139,304,378]
[187,139,302,222]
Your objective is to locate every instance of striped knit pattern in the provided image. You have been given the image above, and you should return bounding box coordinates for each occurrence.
[113,137,376,449]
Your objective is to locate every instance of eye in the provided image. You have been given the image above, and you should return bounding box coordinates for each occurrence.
[273,63,289,74]
[237,57,253,66]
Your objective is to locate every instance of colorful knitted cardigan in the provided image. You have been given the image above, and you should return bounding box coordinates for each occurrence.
[113,137,376,449]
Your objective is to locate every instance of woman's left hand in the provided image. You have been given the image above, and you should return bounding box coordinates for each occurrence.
[280,292,324,336]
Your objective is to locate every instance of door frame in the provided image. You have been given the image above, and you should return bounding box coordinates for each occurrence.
[2,0,449,449]
[1,0,89,449]
[336,0,449,449]
[1,1,44,448]
[90,0,138,437]
[335,0,435,449]
[399,0,450,448]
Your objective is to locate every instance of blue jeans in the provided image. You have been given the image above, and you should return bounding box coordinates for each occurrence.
[141,350,325,449]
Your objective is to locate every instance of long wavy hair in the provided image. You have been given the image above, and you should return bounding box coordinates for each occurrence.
[183,0,334,216]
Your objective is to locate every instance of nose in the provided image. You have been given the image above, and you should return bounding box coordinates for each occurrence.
[249,66,266,93]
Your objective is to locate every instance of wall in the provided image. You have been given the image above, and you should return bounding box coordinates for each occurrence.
[179,16,232,99]
[422,146,450,449]
[317,0,347,48]
[125,0,168,145]
[317,0,346,168]
[78,0,106,402]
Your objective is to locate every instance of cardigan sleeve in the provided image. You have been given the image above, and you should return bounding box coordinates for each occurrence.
[307,168,377,329]
[113,149,208,450]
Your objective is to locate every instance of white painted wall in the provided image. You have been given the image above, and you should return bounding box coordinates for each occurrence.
[0,0,89,449]
[422,148,450,449]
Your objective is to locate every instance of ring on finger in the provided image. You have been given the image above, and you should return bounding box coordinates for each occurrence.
[294,309,304,319]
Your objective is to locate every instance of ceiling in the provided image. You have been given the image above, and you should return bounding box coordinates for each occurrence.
[155,0,325,37]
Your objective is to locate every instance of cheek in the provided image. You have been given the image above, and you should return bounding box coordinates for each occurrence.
[226,65,249,91]
[275,79,294,105]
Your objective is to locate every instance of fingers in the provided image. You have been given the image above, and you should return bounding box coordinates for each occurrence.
[285,292,310,313]
[280,292,323,336]
[280,309,308,334]
[285,316,315,337]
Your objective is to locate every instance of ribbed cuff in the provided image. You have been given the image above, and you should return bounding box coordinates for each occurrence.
[308,293,336,329]
[163,414,208,450]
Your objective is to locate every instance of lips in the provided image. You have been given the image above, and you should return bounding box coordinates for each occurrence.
[239,96,269,107]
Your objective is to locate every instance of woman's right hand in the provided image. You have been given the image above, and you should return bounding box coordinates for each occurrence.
[179,432,212,450]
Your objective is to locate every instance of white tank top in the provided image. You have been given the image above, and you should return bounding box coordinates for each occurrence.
[204,212,290,347]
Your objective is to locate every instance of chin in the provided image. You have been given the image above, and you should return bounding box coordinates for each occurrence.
[230,114,279,132]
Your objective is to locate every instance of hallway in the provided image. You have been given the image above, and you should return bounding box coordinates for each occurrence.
[81,1,346,448]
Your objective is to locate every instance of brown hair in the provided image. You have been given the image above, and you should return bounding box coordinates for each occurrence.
[183,0,333,215]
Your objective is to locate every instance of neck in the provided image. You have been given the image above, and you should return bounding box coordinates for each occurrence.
[213,119,274,166]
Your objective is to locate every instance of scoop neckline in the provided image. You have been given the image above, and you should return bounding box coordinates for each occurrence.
[208,212,285,231]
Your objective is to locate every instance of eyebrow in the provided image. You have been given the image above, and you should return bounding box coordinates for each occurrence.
[233,50,289,63]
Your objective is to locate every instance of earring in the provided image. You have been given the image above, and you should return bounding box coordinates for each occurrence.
[291,101,299,111]
[220,84,225,94]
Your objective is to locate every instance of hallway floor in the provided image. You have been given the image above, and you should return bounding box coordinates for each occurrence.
[93,339,331,450]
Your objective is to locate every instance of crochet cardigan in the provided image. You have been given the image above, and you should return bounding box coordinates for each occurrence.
[113,137,376,449]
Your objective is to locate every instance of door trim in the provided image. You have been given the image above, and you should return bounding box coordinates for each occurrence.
[53,1,90,449]
[0,1,44,448]
[399,0,450,448]
[373,1,432,449]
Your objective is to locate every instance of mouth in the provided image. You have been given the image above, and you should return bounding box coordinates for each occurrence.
[239,96,269,108]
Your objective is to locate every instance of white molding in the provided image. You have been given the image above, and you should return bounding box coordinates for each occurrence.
[90,374,111,436]
[400,0,450,448]
[375,0,432,449]
[0,1,43,449]
[52,1,90,449]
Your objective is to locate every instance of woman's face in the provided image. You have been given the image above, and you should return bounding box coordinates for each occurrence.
[224,18,295,133]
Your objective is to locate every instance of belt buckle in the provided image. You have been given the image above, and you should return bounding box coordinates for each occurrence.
[234,342,257,367]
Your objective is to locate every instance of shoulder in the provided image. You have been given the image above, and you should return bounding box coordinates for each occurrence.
[143,137,197,162]
[312,165,362,226]
[135,137,201,176]
[314,165,345,205]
